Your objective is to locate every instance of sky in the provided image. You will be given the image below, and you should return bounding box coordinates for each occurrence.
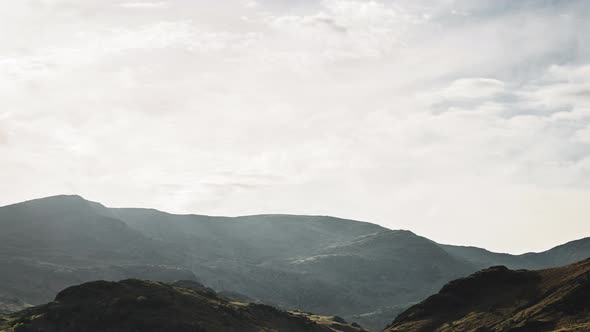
[1,0,589,254]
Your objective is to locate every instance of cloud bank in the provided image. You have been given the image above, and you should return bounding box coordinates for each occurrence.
[1,0,589,253]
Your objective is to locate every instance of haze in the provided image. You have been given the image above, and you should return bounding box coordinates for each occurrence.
[1,0,589,254]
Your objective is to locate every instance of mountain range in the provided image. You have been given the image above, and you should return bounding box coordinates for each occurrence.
[1,195,589,330]
[3,260,590,332]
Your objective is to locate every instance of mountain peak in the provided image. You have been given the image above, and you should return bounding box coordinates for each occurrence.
[13,194,92,210]
[11,194,112,215]
[1,194,85,209]
[28,194,86,203]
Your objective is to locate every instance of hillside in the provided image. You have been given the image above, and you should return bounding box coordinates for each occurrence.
[0,279,367,332]
[2,195,590,330]
[110,208,387,264]
[0,195,184,267]
[440,238,590,270]
[94,205,483,330]
[0,195,197,308]
[288,230,475,329]
[384,258,590,332]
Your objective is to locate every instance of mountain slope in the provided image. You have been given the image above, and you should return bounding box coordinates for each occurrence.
[2,195,590,331]
[384,258,590,332]
[440,237,590,270]
[0,195,183,266]
[111,208,387,263]
[0,279,367,332]
[288,230,476,329]
[0,195,195,307]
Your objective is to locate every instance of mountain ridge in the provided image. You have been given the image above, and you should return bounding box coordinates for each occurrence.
[2,194,590,331]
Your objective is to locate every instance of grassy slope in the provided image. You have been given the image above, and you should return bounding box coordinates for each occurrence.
[385,258,590,332]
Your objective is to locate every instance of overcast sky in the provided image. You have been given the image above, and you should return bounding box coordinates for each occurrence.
[1,0,589,253]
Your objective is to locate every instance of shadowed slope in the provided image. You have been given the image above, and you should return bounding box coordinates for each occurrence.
[2,195,590,331]
[0,279,367,332]
[384,258,590,332]
[289,230,476,329]
[0,195,195,307]
[0,195,182,266]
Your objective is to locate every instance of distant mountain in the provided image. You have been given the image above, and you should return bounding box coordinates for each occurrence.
[384,258,590,332]
[0,195,197,308]
[287,230,475,329]
[110,207,386,264]
[440,237,590,270]
[1,195,590,331]
[0,195,183,266]
[0,279,368,332]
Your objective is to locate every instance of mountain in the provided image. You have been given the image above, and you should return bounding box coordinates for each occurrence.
[1,195,590,331]
[0,257,196,312]
[109,207,475,329]
[286,230,475,329]
[440,237,590,270]
[0,195,196,308]
[0,195,184,266]
[109,208,387,264]
[384,258,590,332]
[0,279,368,332]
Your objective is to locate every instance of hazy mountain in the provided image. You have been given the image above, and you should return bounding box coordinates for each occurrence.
[0,195,196,309]
[385,258,590,332]
[110,207,387,264]
[440,237,590,270]
[0,195,183,266]
[1,195,590,330]
[0,279,368,332]
[287,230,476,329]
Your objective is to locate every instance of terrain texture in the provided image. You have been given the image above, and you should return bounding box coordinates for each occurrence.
[0,279,366,332]
[2,195,590,330]
[385,258,590,332]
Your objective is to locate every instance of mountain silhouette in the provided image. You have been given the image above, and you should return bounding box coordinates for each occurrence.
[1,195,589,330]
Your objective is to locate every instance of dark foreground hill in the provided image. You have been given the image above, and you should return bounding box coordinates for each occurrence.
[384,258,590,332]
[0,279,367,332]
[2,195,590,330]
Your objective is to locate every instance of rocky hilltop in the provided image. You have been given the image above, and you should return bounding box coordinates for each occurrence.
[385,258,590,332]
[0,279,367,332]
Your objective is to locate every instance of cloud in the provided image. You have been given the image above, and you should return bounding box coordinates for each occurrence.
[440,78,506,100]
[0,0,589,253]
[120,2,167,9]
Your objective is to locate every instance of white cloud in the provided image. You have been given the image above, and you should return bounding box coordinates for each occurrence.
[243,1,258,9]
[1,0,589,253]
[120,2,168,9]
[440,78,506,100]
